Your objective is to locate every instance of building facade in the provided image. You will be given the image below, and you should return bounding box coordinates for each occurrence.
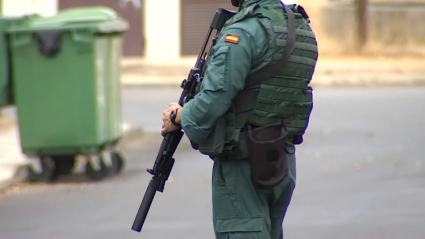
[1,0,57,16]
[1,0,302,66]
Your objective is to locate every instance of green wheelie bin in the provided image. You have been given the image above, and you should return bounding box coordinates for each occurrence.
[7,7,129,181]
[0,16,24,107]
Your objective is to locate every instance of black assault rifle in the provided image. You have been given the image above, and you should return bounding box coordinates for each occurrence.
[131,8,236,233]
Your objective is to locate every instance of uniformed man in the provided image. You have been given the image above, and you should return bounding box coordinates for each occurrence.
[161,0,318,238]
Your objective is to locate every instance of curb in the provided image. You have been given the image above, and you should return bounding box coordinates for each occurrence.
[0,165,28,194]
[119,123,145,145]
[120,56,425,88]
[0,123,144,193]
[121,74,185,88]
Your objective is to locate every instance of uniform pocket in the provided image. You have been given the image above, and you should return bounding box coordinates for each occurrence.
[215,217,262,239]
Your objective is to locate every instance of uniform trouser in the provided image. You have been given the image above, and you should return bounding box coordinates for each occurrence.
[212,144,296,239]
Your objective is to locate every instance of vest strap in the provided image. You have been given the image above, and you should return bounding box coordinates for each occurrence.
[262,78,308,89]
[245,4,296,88]
[248,115,309,130]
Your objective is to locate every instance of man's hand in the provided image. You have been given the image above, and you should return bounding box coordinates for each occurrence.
[161,102,183,136]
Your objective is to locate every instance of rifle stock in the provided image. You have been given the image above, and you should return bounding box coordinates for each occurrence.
[131,8,236,233]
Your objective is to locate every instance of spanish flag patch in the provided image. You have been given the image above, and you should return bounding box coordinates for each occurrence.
[225,34,239,44]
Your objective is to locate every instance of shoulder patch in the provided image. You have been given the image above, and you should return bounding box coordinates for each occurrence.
[225,34,240,44]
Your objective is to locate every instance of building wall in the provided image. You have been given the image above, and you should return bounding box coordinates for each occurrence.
[142,0,299,66]
[59,0,145,56]
[317,1,425,56]
[3,0,420,62]
[2,0,57,16]
[143,0,181,66]
[180,0,236,56]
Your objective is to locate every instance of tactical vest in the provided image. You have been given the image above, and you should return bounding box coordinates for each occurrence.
[197,3,318,156]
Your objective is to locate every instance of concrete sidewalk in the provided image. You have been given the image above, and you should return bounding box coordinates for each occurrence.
[121,56,425,87]
[0,109,143,192]
[0,114,24,188]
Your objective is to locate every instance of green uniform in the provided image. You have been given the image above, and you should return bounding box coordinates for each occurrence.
[181,0,318,238]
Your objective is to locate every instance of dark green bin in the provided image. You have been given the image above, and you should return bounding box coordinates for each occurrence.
[0,16,23,107]
[7,7,128,156]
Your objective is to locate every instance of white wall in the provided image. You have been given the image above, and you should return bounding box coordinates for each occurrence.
[142,0,299,66]
[2,0,57,17]
[144,0,181,66]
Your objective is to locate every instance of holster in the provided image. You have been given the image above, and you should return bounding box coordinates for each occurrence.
[219,122,289,190]
[246,122,289,189]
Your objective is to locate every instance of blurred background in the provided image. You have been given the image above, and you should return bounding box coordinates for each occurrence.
[0,0,424,239]
[2,0,424,61]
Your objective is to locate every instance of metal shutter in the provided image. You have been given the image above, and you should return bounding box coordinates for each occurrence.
[58,0,145,56]
[181,0,237,55]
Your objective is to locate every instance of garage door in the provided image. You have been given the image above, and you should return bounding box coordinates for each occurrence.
[59,0,144,56]
[181,0,237,55]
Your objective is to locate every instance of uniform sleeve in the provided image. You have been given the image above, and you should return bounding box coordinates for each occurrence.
[181,27,264,144]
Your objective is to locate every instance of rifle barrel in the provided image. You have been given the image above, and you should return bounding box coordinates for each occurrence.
[131,179,160,232]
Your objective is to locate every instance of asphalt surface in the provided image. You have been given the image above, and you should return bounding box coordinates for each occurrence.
[0,86,424,239]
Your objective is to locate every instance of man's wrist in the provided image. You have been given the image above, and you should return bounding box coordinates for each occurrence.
[170,108,181,127]
[176,107,182,124]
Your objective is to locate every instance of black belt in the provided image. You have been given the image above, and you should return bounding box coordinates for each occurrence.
[219,131,250,161]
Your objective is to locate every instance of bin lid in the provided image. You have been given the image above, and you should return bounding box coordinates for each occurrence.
[7,6,129,33]
[0,17,25,31]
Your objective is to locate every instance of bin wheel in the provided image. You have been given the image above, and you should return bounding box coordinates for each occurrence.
[27,156,55,182]
[111,151,125,174]
[52,155,75,176]
[85,155,109,180]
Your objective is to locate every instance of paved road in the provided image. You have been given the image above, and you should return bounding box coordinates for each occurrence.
[1,86,424,239]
